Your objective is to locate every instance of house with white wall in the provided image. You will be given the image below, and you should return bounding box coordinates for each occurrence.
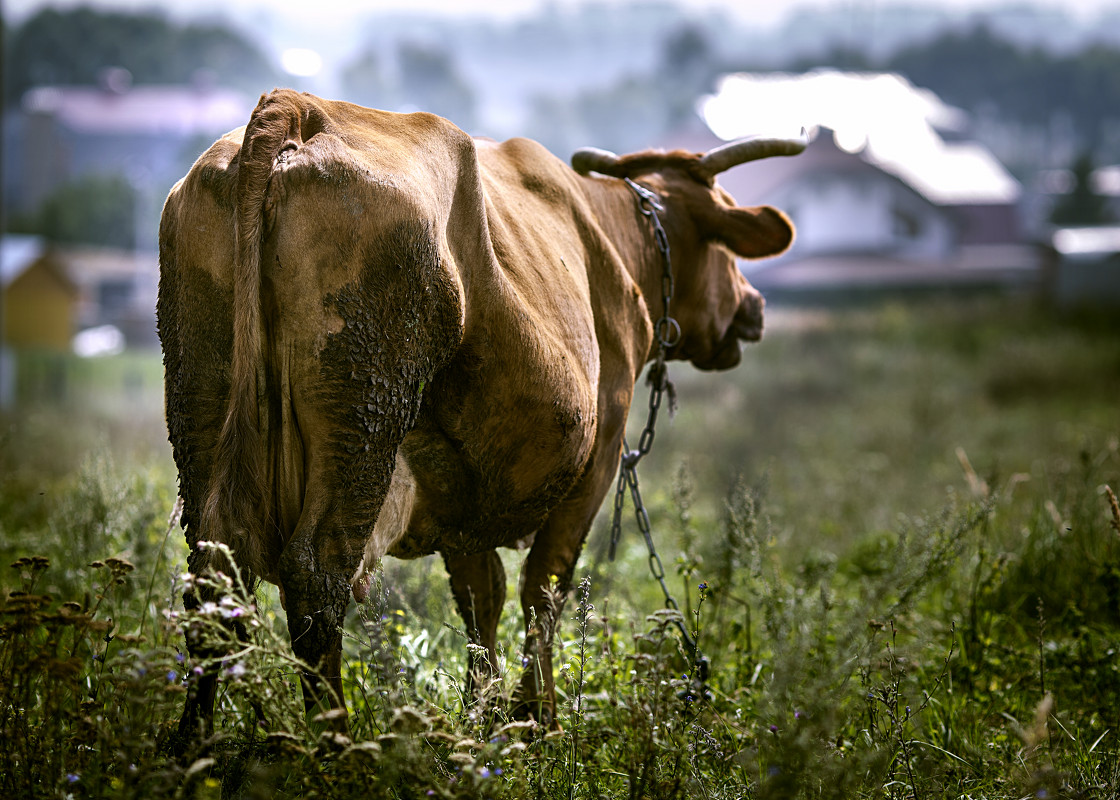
[670,70,1039,293]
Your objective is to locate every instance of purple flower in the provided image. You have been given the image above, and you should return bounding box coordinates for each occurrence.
[167,670,178,682]
[769,724,779,733]
[66,774,79,784]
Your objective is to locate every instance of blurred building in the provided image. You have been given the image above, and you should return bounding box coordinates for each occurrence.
[670,70,1041,295]
[1,236,78,351]
[64,246,161,349]
[1,235,158,352]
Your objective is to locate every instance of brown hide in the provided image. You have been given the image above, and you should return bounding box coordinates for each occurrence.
[158,89,796,736]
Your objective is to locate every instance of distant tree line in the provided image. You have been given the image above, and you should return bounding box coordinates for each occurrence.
[7,174,137,248]
[5,7,1118,243]
[3,7,277,106]
[7,6,1119,162]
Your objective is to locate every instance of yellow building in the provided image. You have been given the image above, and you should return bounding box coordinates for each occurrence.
[2,236,78,351]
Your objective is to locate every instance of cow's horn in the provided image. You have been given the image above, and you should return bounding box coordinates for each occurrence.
[571,147,622,176]
[699,131,808,177]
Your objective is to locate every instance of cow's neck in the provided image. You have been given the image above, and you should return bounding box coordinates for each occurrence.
[582,176,673,362]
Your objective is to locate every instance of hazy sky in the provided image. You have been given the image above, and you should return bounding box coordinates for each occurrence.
[5,0,1120,28]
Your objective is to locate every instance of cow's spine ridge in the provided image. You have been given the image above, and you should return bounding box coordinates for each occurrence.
[200,91,298,580]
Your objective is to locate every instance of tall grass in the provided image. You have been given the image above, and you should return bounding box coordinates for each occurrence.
[2,294,1118,798]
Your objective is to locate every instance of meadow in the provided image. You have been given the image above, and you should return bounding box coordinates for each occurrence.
[1,292,1118,799]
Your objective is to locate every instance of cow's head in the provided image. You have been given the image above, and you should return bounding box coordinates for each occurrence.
[572,136,804,370]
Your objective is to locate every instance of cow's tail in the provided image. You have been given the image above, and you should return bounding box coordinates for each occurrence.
[198,92,300,582]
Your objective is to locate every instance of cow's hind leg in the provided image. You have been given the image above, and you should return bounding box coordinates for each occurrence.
[444,550,507,704]
[176,574,219,748]
[175,546,260,753]
[278,520,360,725]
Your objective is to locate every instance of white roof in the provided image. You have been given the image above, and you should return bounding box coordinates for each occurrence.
[699,70,1021,206]
[1,235,46,288]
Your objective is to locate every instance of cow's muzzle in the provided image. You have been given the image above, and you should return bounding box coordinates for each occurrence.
[731,289,765,343]
[693,292,765,371]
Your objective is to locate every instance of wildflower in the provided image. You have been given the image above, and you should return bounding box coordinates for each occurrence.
[167,670,178,682]
[66,774,79,784]
[227,663,246,678]
[494,767,503,776]
[698,582,708,590]
[176,652,185,664]
[479,768,491,779]
[794,710,802,719]
[217,596,250,619]
[769,724,779,733]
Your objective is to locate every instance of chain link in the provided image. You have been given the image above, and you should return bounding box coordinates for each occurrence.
[609,178,712,698]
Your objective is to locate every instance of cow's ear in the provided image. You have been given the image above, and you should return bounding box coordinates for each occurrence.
[707,205,794,260]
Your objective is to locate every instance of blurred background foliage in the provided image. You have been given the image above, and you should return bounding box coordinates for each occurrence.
[3,7,276,103]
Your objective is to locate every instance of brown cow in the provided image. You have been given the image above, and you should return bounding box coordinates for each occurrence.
[158,88,802,739]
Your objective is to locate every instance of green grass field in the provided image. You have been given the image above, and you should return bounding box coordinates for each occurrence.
[2,293,1118,798]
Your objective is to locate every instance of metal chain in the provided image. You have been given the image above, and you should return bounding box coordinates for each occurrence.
[609,178,711,698]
